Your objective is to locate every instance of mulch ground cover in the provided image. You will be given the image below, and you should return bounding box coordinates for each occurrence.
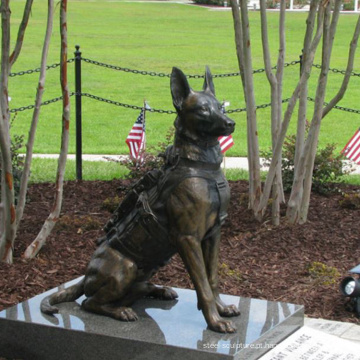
[1,179,359,325]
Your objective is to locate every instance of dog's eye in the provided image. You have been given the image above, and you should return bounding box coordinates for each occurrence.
[199,105,209,113]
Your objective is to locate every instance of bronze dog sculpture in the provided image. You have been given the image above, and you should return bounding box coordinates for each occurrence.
[41,67,239,333]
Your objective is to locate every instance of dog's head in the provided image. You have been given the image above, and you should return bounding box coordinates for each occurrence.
[171,67,235,143]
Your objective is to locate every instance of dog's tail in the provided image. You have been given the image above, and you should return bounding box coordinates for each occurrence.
[40,278,85,315]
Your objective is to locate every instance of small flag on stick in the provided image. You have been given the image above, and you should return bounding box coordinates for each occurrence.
[341,128,360,165]
[126,103,147,161]
[218,135,235,154]
[218,101,234,154]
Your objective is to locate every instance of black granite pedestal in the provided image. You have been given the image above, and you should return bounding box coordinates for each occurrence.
[0,278,304,360]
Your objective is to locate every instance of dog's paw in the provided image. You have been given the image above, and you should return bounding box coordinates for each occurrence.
[115,307,138,322]
[218,304,241,318]
[161,286,179,300]
[150,286,178,300]
[209,319,237,333]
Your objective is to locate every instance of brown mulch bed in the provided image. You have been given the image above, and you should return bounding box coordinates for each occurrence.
[0,179,359,325]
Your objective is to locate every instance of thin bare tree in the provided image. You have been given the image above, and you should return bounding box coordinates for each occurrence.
[230,0,262,218]
[16,0,54,236]
[0,0,14,263]
[24,0,70,259]
[259,0,286,225]
[230,0,360,225]
[0,0,36,263]
[0,0,72,262]
[286,0,360,224]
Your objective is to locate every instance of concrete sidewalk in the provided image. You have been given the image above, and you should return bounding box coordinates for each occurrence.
[304,317,360,344]
[32,153,360,174]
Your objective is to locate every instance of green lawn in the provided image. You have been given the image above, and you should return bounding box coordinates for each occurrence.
[29,158,360,185]
[8,0,360,158]
[29,158,128,183]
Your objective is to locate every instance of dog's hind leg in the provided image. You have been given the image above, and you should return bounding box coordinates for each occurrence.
[202,229,240,318]
[81,245,139,321]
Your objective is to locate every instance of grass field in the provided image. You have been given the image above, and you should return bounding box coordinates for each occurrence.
[8,0,360,158]
[29,158,360,185]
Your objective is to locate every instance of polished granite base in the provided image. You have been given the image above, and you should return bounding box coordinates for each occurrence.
[0,278,304,360]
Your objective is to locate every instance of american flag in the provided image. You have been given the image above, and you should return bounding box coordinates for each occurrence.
[218,102,234,154]
[341,128,360,165]
[126,107,146,160]
[218,135,235,153]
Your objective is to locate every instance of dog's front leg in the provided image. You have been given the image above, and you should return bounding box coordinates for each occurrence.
[202,229,240,318]
[176,235,237,333]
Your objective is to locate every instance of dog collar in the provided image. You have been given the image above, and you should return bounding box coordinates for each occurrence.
[176,157,221,171]
[176,132,219,148]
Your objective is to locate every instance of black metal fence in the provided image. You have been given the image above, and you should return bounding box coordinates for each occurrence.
[9,45,360,179]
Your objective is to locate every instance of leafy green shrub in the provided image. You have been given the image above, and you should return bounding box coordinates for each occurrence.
[109,127,175,183]
[262,125,350,195]
[339,192,360,209]
[343,0,357,10]
[0,115,24,204]
[266,0,292,9]
[192,0,227,6]
[266,0,279,8]
[311,143,347,194]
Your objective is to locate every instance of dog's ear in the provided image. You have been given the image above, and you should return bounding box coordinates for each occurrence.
[203,66,215,96]
[171,67,192,112]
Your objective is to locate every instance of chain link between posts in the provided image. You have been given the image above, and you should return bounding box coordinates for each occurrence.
[10,94,75,113]
[80,57,301,78]
[8,57,360,115]
[9,59,75,78]
[10,93,360,116]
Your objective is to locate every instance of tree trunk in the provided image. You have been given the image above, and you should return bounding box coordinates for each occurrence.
[24,0,69,259]
[291,0,319,220]
[274,0,285,206]
[322,15,360,119]
[0,0,15,263]
[298,0,342,223]
[230,0,245,89]
[256,9,324,218]
[16,0,54,231]
[286,0,342,224]
[9,0,33,66]
[0,0,42,263]
[230,0,359,226]
[286,6,325,222]
[259,0,286,225]
[231,0,262,216]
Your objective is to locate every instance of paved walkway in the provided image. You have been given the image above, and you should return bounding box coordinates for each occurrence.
[304,317,360,344]
[33,153,360,174]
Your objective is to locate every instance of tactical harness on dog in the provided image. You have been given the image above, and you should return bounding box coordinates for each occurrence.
[101,144,230,273]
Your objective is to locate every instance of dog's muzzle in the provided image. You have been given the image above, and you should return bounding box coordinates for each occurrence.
[225,118,235,135]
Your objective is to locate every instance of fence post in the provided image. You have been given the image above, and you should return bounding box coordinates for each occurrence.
[74,45,82,180]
